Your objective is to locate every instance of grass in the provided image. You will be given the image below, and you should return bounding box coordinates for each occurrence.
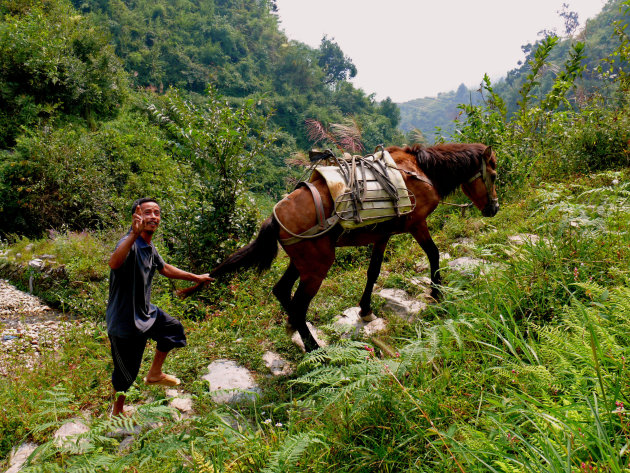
[0,168,629,471]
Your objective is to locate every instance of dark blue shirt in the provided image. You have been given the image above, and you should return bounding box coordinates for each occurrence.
[106,233,165,337]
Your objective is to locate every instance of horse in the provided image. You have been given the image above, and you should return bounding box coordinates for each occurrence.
[181,143,499,352]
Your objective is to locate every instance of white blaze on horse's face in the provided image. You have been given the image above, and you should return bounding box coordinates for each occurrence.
[462,146,499,217]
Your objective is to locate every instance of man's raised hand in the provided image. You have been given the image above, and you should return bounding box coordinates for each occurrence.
[131,206,145,235]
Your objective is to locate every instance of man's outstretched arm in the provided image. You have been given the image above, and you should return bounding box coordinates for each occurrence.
[159,264,214,284]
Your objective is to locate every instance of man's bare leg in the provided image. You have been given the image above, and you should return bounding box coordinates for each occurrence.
[112,393,126,416]
[144,349,180,386]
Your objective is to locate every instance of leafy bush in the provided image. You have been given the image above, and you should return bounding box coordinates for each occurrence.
[147,87,276,270]
[456,29,630,186]
[0,125,117,236]
[0,0,127,147]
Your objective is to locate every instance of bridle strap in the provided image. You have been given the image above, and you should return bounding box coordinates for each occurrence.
[467,156,495,200]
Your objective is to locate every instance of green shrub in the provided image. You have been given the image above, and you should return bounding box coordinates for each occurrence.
[0,0,127,147]
[147,87,276,270]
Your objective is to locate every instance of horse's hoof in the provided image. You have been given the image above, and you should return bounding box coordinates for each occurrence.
[285,322,297,336]
[360,312,377,322]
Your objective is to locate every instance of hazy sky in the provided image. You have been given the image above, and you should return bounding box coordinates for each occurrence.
[274,0,608,102]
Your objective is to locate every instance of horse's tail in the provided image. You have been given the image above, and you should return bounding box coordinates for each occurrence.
[211,216,279,278]
[176,217,279,298]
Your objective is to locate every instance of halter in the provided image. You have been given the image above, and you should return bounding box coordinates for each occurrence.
[467,155,498,208]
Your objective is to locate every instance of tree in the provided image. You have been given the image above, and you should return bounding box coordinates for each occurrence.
[318,35,357,86]
[558,3,579,37]
[379,97,401,128]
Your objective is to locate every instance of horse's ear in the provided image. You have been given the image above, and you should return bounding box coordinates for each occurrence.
[483,146,493,159]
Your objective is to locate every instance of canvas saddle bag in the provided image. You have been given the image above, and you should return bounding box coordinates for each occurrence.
[310,149,415,229]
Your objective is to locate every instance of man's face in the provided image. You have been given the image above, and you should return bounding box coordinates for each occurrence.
[139,202,161,234]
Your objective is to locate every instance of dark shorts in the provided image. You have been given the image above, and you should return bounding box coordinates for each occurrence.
[109,308,186,393]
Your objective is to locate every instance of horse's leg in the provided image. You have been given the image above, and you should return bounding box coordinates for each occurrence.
[287,277,326,352]
[282,239,335,352]
[410,221,442,300]
[272,262,299,313]
[358,236,390,320]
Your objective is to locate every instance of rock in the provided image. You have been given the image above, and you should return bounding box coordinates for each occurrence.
[409,276,433,297]
[53,420,90,451]
[333,307,387,337]
[262,351,293,376]
[452,237,474,248]
[117,435,135,453]
[106,425,143,439]
[447,257,487,275]
[508,233,540,245]
[165,389,180,398]
[5,442,38,473]
[169,397,194,414]
[202,359,261,404]
[376,289,426,320]
[27,259,45,271]
[54,420,89,438]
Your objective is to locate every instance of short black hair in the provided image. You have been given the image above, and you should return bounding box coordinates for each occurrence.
[131,198,159,215]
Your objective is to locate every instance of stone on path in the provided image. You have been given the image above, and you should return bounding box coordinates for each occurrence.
[262,351,293,376]
[165,389,194,417]
[53,419,90,452]
[508,233,541,245]
[376,288,426,320]
[5,442,38,473]
[333,307,387,337]
[202,359,260,404]
[447,257,488,275]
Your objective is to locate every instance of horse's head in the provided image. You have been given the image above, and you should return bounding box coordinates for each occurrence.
[461,146,499,217]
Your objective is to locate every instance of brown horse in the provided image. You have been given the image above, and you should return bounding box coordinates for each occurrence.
[182,143,499,352]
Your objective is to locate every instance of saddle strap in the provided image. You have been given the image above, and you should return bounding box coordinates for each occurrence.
[273,181,340,246]
[301,181,326,230]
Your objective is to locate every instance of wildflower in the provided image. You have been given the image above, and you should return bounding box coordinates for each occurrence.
[263,419,272,424]
[573,266,579,281]
[364,345,374,352]
[394,352,400,358]
[275,422,283,427]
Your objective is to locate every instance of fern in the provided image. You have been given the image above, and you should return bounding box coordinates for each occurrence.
[29,384,75,436]
[261,432,327,473]
[191,443,216,473]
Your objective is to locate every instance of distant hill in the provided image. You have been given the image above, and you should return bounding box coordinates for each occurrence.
[398,83,482,141]
[397,0,627,142]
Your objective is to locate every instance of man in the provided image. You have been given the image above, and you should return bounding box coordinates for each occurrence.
[106,197,213,416]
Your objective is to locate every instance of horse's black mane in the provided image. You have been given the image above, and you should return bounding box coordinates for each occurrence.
[404,143,486,198]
